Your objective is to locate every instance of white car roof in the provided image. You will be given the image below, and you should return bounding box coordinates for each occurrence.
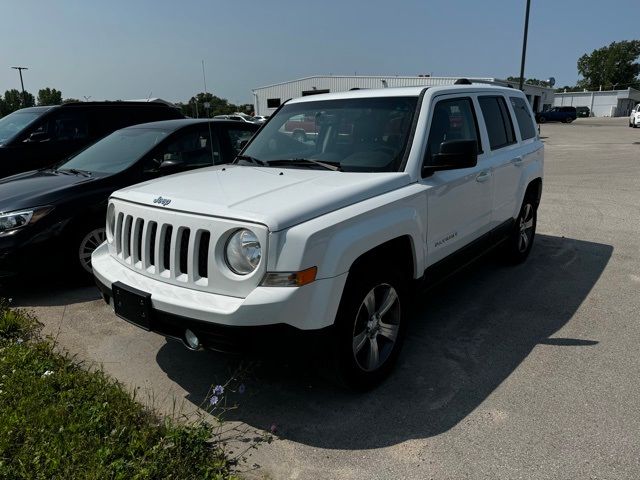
[287,84,523,104]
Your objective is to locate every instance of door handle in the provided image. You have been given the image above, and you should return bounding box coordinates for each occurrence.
[512,156,524,166]
[475,171,491,183]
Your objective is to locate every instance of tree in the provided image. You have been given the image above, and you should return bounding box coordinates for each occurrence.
[37,87,63,106]
[577,40,640,90]
[179,92,248,118]
[62,98,81,104]
[2,89,35,115]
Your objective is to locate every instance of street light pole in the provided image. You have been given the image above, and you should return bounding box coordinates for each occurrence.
[11,66,29,106]
[518,0,531,91]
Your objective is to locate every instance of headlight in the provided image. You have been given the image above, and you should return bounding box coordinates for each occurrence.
[224,229,261,275]
[0,207,53,236]
[0,210,34,234]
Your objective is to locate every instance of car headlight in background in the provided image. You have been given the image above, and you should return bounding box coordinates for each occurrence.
[0,207,52,236]
[224,229,261,275]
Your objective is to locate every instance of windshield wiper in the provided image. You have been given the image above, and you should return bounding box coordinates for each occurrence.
[235,155,268,166]
[269,158,341,171]
[58,168,92,177]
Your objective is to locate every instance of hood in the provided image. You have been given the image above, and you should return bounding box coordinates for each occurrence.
[112,165,411,231]
[0,169,97,212]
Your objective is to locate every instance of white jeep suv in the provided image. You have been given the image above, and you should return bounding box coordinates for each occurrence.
[92,83,543,388]
[630,104,640,128]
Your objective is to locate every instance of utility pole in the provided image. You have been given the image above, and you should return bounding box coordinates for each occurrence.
[518,0,531,91]
[11,66,29,106]
[83,95,92,102]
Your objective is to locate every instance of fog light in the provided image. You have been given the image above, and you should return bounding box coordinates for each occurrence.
[184,329,201,350]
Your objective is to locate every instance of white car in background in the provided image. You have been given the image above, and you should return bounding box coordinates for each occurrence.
[630,104,640,128]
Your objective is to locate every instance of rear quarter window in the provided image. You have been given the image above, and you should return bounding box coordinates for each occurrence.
[509,96,537,140]
[478,96,516,150]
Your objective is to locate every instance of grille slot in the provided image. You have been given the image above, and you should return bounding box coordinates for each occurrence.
[147,222,158,268]
[178,228,191,276]
[161,225,173,273]
[122,215,133,261]
[198,231,211,279]
[115,213,124,254]
[133,218,144,264]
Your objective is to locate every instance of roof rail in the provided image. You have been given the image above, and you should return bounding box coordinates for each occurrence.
[454,78,473,85]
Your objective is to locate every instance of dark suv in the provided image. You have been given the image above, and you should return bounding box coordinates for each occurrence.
[536,106,577,124]
[0,101,184,179]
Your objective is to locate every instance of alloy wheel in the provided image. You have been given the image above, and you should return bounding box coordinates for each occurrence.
[518,203,535,253]
[352,283,401,372]
[78,228,106,273]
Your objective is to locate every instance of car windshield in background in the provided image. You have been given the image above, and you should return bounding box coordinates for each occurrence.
[242,96,418,172]
[59,128,169,174]
[0,110,44,144]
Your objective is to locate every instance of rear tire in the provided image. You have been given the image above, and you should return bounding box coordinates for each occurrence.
[537,116,546,124]
[329,265,408,390]
[502,195,537,264]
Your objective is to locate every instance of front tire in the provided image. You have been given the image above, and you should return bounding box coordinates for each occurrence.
[330,266,407,390]
[503,196,537,264]
[74,227,106,276]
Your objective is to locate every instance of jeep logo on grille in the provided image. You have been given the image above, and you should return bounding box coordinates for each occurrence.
[153,196,172,206]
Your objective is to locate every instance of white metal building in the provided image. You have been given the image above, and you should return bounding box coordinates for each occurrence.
[554,88,640,117]
[252,75,555,116]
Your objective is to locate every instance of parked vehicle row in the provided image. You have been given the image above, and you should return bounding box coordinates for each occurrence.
[0,101,184,179]
[0,117,258,278]
[90,84,544,389]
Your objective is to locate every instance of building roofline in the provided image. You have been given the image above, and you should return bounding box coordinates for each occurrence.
[252,75,497,91]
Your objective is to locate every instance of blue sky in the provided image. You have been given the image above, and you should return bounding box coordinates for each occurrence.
[1,0,638,104]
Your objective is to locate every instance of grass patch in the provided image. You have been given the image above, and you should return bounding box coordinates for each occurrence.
[0,300,239,479]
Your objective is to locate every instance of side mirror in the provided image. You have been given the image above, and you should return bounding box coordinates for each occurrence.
[422,139,478,176]
[158,153,184,170]
[26,131,50,143]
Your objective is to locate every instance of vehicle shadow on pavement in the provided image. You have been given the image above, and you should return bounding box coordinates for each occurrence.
[155,233,612,450]
[1,275,101,307]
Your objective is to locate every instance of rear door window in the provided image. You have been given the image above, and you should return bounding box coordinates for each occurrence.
[479,96,516,150]
[509,96,536,140]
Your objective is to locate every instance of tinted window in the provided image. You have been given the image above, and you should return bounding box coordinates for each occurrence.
[60,128,168,174]
[144,126,222,173]
[479,96,516,150]
[267,98,281,108]
[510,96,536,140]
[27,109,89,142]
[0,110,44,144]
[425,97,480,166]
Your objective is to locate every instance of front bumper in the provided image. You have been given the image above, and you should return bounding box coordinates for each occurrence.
[91,242,347,346]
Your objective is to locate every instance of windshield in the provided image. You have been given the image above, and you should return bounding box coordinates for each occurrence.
[242,96,418,172]
[0,110,45,144]
[59,128,168,174]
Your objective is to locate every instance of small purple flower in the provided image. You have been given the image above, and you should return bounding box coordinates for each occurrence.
[270,423,278,434]
[213,384,224,396]
[209,395,219,406]
[238,383,246,394]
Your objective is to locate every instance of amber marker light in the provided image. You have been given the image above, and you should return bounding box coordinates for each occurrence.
[261,266,318,287]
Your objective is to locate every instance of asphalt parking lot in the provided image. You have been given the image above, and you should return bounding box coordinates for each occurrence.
[6,116,640,479]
